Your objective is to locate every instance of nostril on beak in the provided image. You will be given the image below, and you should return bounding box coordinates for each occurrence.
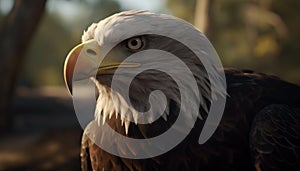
[86,49,97,56]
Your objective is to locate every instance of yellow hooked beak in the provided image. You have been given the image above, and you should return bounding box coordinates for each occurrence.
[63,39,140,95]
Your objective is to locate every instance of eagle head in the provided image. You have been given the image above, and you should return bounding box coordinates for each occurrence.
[64,10,225,140]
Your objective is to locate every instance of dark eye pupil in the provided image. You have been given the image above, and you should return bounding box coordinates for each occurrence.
[131,39,138,46]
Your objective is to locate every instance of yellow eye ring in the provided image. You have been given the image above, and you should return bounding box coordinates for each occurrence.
[127,37,145,51]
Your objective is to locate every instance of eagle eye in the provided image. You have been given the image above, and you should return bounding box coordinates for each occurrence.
[126,37,145,51]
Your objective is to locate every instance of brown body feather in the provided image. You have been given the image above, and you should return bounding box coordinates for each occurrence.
[81,68,300,171]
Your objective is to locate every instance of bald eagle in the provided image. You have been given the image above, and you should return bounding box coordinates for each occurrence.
[64,11,300,171]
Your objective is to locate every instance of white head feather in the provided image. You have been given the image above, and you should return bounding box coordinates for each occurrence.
[82,10,227,135]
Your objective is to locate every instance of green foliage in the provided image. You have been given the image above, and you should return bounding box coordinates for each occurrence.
[167,0,300,84]
[4,0,300,86]
[166,0,196,23]
[22,13,74,86]
[20,0,121,87]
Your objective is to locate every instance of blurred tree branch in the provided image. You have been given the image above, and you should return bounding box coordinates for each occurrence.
[194,0,214,38]
[0,0,47,131]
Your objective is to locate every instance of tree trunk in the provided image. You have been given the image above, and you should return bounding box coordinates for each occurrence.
[194,0,214,38]
[0,0,47,131]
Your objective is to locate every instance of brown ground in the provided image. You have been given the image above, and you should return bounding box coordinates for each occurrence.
[0,87,83,171]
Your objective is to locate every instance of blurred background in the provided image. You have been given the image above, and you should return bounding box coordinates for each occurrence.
[0,0,299,170]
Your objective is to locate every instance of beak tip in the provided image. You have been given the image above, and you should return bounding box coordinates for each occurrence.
[64,39,99,96]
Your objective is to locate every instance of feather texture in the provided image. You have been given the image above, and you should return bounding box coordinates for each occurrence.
[73,11,300,171]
